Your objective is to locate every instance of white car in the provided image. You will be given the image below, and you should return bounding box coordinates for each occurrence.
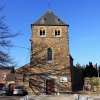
[13,86,27,96]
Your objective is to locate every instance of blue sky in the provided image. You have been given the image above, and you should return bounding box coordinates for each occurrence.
[0,0,100,67]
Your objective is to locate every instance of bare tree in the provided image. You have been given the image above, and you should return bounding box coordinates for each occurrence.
[0,5,18,66]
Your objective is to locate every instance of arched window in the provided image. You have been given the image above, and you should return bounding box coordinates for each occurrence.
[40,30,45,36]
[47,48,52,62]
[39,27,46,37]
[54,28,62,37]
[55,30,60,36]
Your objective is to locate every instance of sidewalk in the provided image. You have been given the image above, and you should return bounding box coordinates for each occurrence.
[29,95,74,100]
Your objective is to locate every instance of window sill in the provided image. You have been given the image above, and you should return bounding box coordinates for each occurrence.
[54,36,61,37]
[47,61,52,64]
[39,36,46,37]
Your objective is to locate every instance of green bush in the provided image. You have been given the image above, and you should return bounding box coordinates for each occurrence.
[90,77,99,86]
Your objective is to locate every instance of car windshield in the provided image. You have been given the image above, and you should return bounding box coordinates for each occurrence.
[15,86,23,89]
[2,88,9,90]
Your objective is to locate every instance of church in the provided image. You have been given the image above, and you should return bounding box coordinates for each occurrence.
[29,9,73,95]
[15,9,74,95]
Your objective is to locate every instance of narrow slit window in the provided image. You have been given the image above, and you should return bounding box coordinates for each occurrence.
[40,30,43,36]
[58,30,60,35]
[47,48,52,62]
[43,30,45,35]
[55,30,58,36]
[23,74,28,82]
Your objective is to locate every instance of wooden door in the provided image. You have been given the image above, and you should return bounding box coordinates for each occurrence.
[46,79,55,95]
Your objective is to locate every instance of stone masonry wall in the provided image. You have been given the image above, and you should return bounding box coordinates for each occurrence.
[30,25,72,94]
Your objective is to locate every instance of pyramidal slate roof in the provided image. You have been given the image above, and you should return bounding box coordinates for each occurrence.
[32,10,69,26]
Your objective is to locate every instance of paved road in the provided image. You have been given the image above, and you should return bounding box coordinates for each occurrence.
[28,95,100,100]
[1,95,100,100]
[0,96,23,100]
[29,95,74,100]
[93,98,100,100]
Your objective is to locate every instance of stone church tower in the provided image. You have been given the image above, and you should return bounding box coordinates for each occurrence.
[30,10,73,95]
